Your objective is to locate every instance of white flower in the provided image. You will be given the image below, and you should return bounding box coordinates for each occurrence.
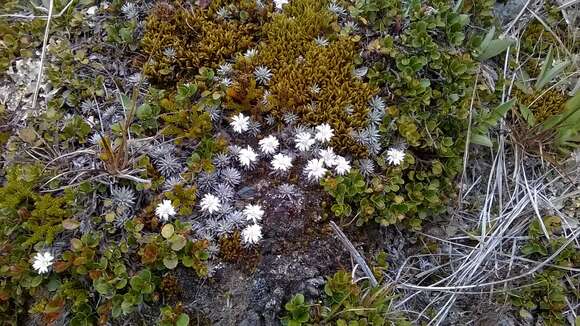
[200,194,221,214]
[241,224,263,245]
[315,123,334,143]
[244,48,258,59]
[274,0,289,10]
[319,147,337,167]
[238,146,258,168]
[32,252,54,274]
[259,135,279,155]
[295,132,315,151]
[230,113,250,133]
[156,200,177,221]
[243,204,265,223]
[271,153,293,172]
[304,158,328,181]
[86,6,98,15]
[334,156,351,175]
[386,148,406,166]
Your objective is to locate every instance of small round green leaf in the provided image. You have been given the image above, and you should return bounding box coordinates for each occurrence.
[161,224,174,239]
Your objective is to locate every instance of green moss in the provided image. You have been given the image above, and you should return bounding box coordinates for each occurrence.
[164,184,197,215]
[141,1,265,85]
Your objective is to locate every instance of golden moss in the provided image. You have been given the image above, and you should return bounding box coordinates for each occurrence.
[218,232,258,269]
[513,88,567,123]
[160,274,181,299]
[253,0,335,67]
[267,38,376,155]
[247,0,377,155]
[142,0,378,154]
[141,1,264,84]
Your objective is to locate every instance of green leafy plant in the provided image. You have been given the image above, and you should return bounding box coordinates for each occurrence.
[476,26,515,61]
[282,294,310,326]
[533,46,570,91]
[513,89,580,157]
[138,221,209,275]
[510,216,579,325]
[284,271,410,325]
[470,99,516,147]
[159,304,190,326]
[111,269,156,317]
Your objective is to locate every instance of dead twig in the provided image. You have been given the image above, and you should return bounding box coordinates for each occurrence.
[330,221,378,287]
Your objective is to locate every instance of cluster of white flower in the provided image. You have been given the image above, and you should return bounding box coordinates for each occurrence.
[217,118,359,247]
[241,203,264,245]
[296,124,351,181]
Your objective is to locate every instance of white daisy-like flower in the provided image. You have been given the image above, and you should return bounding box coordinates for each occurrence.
[295,132,315,151]
[334,156,351,175]
[315,123,334,143]
[243,204,265,223]
[304,158,328,181]
[319,147,337,167]
[156,200,177,221]
[238,146,258,168]
[386,148,406,166]
[259,135,279,155]
[274,0,289,10]
[200,194,221,214]
[230,113,250,133]
[86,6,98,15]
[241,223,263,245]
[271,153,293,172]
[244,48,258,59]
[32,252,54,274]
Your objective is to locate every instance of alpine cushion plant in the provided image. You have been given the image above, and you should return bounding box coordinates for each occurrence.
[3,0,568,324]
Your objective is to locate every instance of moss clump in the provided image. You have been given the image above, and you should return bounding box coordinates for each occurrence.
[160,274,181,300]
[141,1,266,85]
[248,0,377,155]
[267,38,376,156]
[218,231,245,263]
[253,0,335,68]
[513,88,568,123]
[218,231,258,268]
[164,184,197,215]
